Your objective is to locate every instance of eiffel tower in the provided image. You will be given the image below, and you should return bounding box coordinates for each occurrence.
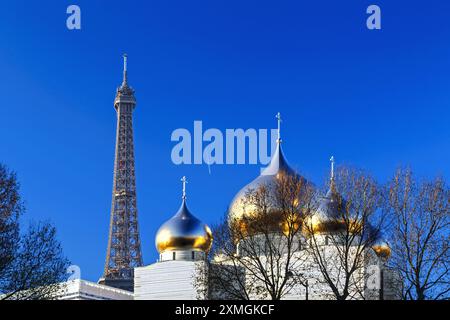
[98,54,143,292]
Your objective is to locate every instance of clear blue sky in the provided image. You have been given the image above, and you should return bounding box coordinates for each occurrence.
[0,1,449,281]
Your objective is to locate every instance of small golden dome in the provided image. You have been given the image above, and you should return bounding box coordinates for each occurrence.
[303,183,359,235]
[303,157,362,236]
[372,239,391,259]
[156,199,213,253]
[155,177,213,253]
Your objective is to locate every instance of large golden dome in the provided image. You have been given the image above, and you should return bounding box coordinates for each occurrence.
[155,178,213,253]
[229,142,300,218]
[228,115,306,235]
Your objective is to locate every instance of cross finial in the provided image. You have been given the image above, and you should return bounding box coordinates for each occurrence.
[276,112,282,143]
[181,176,188,200]
[122,53,128,85]
[330,156,335,181]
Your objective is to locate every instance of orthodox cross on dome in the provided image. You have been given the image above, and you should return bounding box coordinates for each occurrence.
[181,176,188,200]
[276,112,282,143]
[330,156,335,182]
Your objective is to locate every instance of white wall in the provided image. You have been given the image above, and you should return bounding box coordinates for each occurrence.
[134,261,205,300]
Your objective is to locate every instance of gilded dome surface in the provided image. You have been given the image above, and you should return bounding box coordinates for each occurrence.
[372,238,391,259]
[304,184,347,234]
[304,157,365,235]
[228,141,306,234]
[156,178,213,253]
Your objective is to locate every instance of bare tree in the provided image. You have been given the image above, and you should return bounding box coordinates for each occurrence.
[1,222,70,300]
[197,174,316,300]
[303,167,386,300]
[0,164,22,288]
[0,163,70,300]
[386,168,449,300]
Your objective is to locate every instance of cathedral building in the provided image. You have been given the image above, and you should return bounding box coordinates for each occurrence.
[50,55,398,300]
[131,111,398,300]
[204,114,396,300]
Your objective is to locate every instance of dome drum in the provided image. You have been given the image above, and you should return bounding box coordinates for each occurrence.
[159,249,207,262]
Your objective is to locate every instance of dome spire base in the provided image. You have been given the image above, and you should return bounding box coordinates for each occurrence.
[181,176,188,200]
[330,156,335,182]
[276,112,282,144]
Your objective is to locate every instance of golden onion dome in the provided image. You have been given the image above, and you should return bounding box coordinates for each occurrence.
[304,183,347,234]
[372,238,391,259]
[155,177,213,254]
[228,114,306,235]
[304,157,362,235]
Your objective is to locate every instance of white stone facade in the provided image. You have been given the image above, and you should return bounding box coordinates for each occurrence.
[55,279,133,300]
[208,234,400,300]
[134,260,205,300]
